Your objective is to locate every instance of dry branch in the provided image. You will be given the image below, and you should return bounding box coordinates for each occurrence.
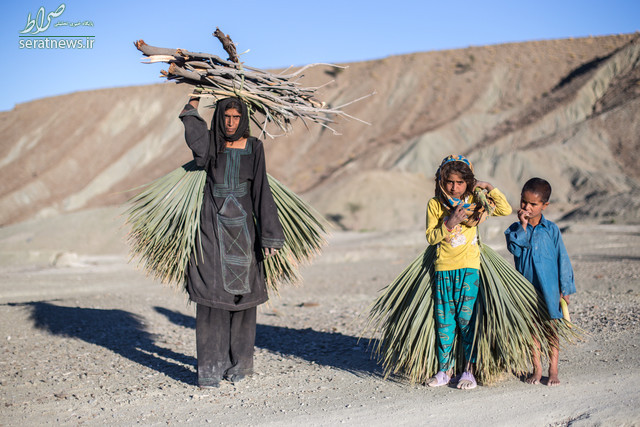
[134,32,373,138]
[213,27,239,63]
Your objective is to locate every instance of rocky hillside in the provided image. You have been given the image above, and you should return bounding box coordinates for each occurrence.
[1,33,639,230]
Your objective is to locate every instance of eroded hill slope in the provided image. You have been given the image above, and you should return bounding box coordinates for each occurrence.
[0,34,638,229]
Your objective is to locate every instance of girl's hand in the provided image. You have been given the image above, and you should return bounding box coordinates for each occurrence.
[561,294,570,305]
[446,205,467,229]
[475,181,495,192]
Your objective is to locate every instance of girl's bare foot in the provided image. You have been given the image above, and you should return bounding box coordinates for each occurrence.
[456,371,477,389]
[426,371,450,387]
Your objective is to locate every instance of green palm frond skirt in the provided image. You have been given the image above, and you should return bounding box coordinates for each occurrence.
[366,243,583,385]
[124,160,329,293]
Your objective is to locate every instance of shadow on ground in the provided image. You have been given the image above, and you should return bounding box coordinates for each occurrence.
[19,301,197,385]
[16,301,381,387]
[154,306,382,377]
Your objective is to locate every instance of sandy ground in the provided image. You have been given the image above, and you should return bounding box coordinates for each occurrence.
[0,208,639,426]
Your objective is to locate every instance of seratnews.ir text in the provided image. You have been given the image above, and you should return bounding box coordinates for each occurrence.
[19,37,95,49]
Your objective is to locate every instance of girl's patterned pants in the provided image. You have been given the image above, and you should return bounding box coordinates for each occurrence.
[434,268,479,371]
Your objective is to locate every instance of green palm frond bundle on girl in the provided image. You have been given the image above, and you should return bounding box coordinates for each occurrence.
[366,243,581,385]
[365,155,582,387]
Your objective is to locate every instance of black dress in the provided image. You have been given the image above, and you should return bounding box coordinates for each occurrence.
[179,102,284,386]
[179,103,285,310]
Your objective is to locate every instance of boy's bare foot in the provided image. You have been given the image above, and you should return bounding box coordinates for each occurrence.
[547,374,560,386]
[527,338,543,385]
[548,345,560,386]
[526,358,542,384]
[527,345,543,385]
[547,366,560,386]
[526,372,542,385]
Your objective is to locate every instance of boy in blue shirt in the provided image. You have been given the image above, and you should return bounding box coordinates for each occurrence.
[504,178,576,386]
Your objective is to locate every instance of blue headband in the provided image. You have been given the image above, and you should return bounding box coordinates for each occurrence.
[436,154,474,179]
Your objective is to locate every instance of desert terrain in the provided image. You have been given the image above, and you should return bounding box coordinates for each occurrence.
[1,34,639,230]
[1,33,640,425]
[0,208,639,426]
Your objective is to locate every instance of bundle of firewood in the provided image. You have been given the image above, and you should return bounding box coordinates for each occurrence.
[134,29,371,137]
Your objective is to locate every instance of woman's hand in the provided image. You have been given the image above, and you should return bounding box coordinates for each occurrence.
[188,96,200,108]
[264,248,279,257]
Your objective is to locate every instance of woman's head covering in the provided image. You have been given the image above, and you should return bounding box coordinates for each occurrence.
[212,97,249,141]
[209,97,250,167]
[435,154,494,227]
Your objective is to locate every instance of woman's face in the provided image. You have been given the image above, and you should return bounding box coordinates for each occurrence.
[223,107,242,136]
[443,172,467,199]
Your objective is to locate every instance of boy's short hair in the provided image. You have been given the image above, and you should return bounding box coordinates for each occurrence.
[522,177,552,203]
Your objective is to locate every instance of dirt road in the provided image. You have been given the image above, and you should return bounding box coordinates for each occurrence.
[1,209,639,426]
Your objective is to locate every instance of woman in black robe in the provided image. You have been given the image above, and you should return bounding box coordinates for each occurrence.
[179,96,284,388]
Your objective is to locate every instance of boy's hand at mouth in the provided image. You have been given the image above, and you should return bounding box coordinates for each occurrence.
[517,209,530,229]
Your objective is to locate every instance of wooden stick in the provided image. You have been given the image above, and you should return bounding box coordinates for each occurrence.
[134,32,373,138]
[167,63,204,82]
[213,27,239,63]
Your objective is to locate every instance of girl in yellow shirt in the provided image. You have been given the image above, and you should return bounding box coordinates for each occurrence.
[425,155,512,389]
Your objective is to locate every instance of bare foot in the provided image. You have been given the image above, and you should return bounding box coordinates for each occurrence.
[456,371,477,390]
[426,371,450,387]
[548,344,560,386]
[547,371,560,386]
[527,340,543,385]
[425,376,438,387]
[526,372,541,385]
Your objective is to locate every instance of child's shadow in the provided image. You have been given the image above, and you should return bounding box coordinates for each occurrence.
[20,301,197,385]
[154,307,381,376]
